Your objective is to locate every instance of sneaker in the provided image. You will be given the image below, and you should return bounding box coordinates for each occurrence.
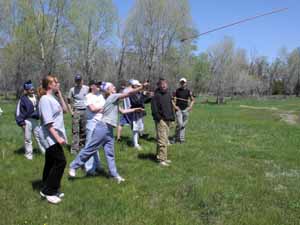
[165,159,172,164]
[159,161,170,167]
[46,195,61,204]
[56,192,64,198]
[134,145,142,150]
[25,154,33,160]
[68,168,76,178]
[40,191,61,204]
[113,175,125,184]
[40,191,46,198]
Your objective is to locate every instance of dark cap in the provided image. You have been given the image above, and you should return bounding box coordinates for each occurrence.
[75,74,82,81]
[89,80,102,86]
[23,80,34,90]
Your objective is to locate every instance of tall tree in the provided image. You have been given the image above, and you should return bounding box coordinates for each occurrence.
[121,0,197,84]
[66,0,117,81]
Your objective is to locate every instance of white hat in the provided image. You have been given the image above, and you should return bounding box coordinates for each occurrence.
[179,77,187,83]
[130,79,141,86]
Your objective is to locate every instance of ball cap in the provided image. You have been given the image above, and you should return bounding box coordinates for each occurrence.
[179,77,187,83]
[23,80,34,90]
[89,80,101,86]
[74,74,82,81]
[129,79,142,86]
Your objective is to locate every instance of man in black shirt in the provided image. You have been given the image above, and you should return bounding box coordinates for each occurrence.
[173,77,195,143]
[151,78,175,166]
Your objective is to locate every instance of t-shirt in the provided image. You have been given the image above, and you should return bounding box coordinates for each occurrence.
[174,88,193,110]
[68,85,89,109]
[28,95,37,110]
[101,93,122,127]
[85,92,106,121]
[39,94,67,149]
[122,87,131,109]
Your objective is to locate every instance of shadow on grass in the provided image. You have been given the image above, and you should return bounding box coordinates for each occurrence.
[14,147,25,155]
[116,136,132,147]
[116,134,157,148]
[14,147,43,155]
[68,170,110,182]
[143,136,157,143]
[31,179,43,191]
[137,153,157,163]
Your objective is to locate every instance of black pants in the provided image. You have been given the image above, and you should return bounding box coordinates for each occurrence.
[42,143,66,195]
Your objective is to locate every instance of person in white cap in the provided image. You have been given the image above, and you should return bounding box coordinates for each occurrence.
[128,79,152,150]
[172,77,195,143]
[116,80,133,142]
[69,81,148,183]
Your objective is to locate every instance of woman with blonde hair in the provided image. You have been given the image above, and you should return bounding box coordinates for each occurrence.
[38,75,68,204]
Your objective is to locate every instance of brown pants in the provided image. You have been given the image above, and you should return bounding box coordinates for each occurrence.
[156,120,171,161]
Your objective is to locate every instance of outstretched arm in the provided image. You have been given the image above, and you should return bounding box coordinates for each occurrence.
[118,82,149,100]
[119,106,144,114]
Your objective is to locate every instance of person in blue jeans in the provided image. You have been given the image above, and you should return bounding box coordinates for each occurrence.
[69,81,148,183]
[84,80,106,175]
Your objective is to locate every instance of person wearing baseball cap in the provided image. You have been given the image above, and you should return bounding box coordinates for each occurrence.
[128,79,152,150]
[81,79,105,176]
[67,74,90,154]
[116,80,133,143]
[15,80,45,160]
[172,77,195,144]
[69,80,149,183]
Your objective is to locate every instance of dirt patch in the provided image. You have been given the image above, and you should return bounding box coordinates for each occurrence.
[279,112,298,125]
[240,105,299,125]
[240,105,278,110]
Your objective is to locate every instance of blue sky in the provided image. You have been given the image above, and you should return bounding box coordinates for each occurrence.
[113,0,300,61]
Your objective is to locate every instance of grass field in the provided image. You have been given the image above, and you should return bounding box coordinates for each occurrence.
[1,97,300,225]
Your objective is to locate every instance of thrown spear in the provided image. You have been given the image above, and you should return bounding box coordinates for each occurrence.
[181,7,288,42]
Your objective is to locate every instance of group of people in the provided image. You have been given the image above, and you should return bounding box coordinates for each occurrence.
[15,74,194,204]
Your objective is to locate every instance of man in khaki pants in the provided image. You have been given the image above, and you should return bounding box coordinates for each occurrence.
[151,78,175,166]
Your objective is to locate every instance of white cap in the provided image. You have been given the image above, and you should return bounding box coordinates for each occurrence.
[179,77,187,83]
[130,79,141,86]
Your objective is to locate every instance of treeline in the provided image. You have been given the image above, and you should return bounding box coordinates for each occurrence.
[0,0,299,100]
[193,37,300,103]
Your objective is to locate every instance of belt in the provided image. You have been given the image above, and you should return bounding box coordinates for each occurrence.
[74,108,86,111]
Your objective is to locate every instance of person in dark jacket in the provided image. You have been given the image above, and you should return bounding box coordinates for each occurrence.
[129,79,152,150]
[16,80,45,160]
[151,78,175,166]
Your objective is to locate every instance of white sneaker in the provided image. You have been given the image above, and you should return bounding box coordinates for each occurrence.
[40,191,61,204]
[56,192,64,198]
[113,175,125,184]
[25,154,33,160]
[46,195,61,204]
[159,161,170,167]
[40,191,46,198]
[165,159,172,164]
[68,168,76,177]
[134,145,142,150]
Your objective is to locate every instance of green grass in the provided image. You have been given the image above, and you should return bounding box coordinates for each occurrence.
[1,97,300,225]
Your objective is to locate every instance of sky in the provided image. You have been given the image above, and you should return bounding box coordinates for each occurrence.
[113,0,300,61]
